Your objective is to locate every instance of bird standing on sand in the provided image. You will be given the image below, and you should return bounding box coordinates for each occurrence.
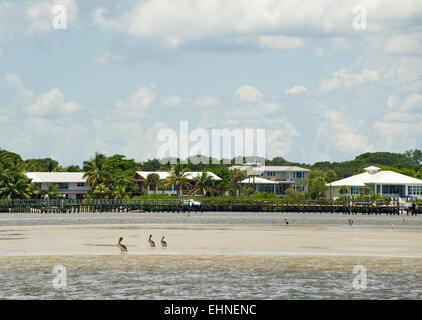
[117,237,128,254]
[148,234,156,248]
[161,236,167,248]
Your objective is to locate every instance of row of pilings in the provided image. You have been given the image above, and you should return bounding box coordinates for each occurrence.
[0,199,419,215]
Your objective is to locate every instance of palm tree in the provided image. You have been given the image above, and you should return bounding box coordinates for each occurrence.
[112,185,130,199]
[189,172,219,197]
[229,168,246,197]
[324,169,337,200]
[41,184,62,199]
[163,165,192,197]
[339,185,349,197]
[93,183,111,199]
[83,152,112,188]
[157,179,167,194]
[146,173,160,193]
[0,173,34,199]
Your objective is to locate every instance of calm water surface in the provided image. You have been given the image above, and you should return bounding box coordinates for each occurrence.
[0,212,421,300]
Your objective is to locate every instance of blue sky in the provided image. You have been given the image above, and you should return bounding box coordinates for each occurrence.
[0,0,422,166]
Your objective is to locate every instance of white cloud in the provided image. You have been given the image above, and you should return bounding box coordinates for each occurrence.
[116,86,155,111]
[319,68,380,93]
[235,85,263,102]
[285,85,307,95]
[163,95,182,107]
[24,88,83,115]
[316,106,375,154]
[384,33,422,55]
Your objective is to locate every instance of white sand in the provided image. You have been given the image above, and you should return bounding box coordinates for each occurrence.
[0,223,421,258]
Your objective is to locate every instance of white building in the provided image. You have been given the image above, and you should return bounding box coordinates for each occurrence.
[327,166,422,199]
[230,163,310,195]
[134,171,222,195]
[25,172,91,199]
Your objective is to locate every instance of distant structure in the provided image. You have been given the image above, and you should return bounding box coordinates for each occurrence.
[230,162,310,196]
[25,172,91,199]
[327,166,422,199]
[134,171,222,196]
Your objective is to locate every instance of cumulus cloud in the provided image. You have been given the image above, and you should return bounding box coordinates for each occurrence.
[316,106,375,154]
[116,86,155,112]
[319,69,380,93]
[235,85,263,102]
[285,85,307,95]
[24,88,83,115]
[162,95,182,107]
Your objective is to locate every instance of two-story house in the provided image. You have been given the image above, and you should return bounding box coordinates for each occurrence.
[25,172,91,199]
[230,163,310,196]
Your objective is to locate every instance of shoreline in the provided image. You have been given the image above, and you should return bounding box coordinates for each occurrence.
[0,220,421,259]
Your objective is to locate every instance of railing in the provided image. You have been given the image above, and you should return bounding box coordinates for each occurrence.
[0,199,419,214]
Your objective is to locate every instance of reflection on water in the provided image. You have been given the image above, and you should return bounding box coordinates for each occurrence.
[0,255,420,300]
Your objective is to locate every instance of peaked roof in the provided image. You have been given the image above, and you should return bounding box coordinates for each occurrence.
[135,171,222,181]
[230,165,310,172]
[329,170,422,187]
[25,172,86,183]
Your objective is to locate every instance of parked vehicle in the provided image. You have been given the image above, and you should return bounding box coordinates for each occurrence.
[182,199,202,208]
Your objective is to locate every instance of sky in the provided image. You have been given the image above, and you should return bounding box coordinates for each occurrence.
[0,0,421,166]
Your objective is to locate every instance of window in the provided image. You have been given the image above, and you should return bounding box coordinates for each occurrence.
[267,171,276,177]
[54,183,68,190]
[258,185,274,193]
[77,183,85,187]
[408,186,422,195]
[382,185,405,195]
[351,186,360,195]
[377,185,380,194]
[294,185,304,192]
[293,172,304,178]
[76,194,84,200]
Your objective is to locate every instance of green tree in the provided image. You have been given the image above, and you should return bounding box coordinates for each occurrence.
[41,184,62,199]
[163,165,192,196]
[228,168,246,197]
[112,185,130,199]
[146,173,160,193]
[93,183,111,199]
[0,172,35,199]
[83,152,112,188]
[324,169,337,200]
[189,172,219,197]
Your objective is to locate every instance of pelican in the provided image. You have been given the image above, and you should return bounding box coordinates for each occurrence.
[148,234,156,248]
[161,236,167,248]
[117,237,128,254]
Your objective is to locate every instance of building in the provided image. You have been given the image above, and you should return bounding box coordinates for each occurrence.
[25,172,91,199]
[230,163,310,196]
[134,171,222,195]
[327,166,422,199]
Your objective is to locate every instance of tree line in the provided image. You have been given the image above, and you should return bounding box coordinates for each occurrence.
[1,148,421,200]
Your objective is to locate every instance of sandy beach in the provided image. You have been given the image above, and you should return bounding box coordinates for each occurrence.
[0,216,421,258]
[1,213,421,299]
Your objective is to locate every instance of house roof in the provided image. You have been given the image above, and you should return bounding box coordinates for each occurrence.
[25,172,87,183]
[230,165,310,173]
[240,177,294,184]
[329,170,422,187]
[135,171,222,181]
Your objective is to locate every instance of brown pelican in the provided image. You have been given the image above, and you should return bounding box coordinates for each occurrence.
[161,236,167,248]
[117,237,128,254]
[148,234,156,248]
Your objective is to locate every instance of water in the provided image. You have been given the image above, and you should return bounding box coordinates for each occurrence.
[0,255,421,299]
[0,212,421,299]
